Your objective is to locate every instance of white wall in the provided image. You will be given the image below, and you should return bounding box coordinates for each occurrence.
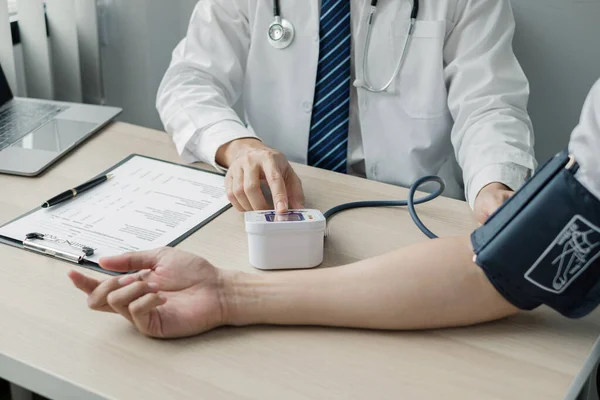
[12,0,102,105]
[511,0,600,162]
[11,0,194,124]
[98,0,198,130]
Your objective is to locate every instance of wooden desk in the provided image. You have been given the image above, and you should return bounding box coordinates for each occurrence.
[0,122,599,400]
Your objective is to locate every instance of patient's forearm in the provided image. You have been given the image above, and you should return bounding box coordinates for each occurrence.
[225,236,518,330]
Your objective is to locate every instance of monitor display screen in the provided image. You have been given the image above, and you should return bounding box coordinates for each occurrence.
[265,212,304,222]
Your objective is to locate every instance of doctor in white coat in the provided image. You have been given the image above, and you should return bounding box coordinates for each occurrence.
[157,0,536,224]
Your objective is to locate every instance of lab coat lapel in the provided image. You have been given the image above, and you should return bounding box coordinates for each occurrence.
[244,0,320,164]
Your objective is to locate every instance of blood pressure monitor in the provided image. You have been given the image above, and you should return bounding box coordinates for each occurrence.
[245,210,326,270]
[243,176,445,270]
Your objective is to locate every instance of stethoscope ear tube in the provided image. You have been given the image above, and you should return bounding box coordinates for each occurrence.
[355,1,419,93]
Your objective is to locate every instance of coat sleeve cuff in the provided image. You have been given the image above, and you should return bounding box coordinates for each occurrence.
[466,163,531,210]
[192,121,260,173]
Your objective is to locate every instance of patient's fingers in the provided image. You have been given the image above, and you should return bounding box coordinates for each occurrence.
[99,249,162,273]
[107,281,159,322]
[86,270,151,313]
[68,270,101,295]
[130,293,168,336]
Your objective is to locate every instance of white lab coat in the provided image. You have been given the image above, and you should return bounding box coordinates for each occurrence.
[570,79,600,200]
[157,0,536,206]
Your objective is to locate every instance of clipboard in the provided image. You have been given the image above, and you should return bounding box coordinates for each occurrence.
[0,154,232,275]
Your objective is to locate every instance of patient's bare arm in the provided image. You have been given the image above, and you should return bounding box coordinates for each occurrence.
[69,236,517,338]
[226,236,518,330]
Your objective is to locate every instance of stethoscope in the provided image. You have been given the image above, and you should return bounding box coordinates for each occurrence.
[267,0,420,93]
[268,0,296,50]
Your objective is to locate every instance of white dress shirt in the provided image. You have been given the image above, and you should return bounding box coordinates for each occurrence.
[157,0,536,207]
[570,79,600,200]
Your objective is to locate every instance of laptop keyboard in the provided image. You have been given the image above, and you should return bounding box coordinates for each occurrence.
[0,100,69,150]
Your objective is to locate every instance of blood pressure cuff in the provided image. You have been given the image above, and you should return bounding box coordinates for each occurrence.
[471,150,600,318]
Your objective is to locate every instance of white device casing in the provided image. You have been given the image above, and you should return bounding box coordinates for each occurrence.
[245,210,326,270]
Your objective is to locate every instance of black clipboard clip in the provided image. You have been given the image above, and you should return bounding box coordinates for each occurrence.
[23,233,95,264]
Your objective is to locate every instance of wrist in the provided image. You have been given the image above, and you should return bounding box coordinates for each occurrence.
[482,182,510,192]
[221,269,330,327]
[220,271,267,327]
[477,182,511,198]
[216,138,264,168]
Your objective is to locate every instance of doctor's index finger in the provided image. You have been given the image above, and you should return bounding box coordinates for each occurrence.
[262,160,289,213]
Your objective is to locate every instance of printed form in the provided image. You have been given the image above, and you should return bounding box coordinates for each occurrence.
[0,156,230,263]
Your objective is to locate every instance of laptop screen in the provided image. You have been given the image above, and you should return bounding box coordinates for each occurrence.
[0,64,14,108]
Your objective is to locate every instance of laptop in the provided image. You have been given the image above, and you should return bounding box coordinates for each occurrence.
[0,64,122,176]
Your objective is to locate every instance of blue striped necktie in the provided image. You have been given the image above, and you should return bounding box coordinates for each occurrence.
[307,0,351,173]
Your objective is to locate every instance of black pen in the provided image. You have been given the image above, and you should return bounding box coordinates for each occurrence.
[41,174,114,208]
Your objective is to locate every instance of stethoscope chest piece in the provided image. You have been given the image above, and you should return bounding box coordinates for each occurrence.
[268,16,295,49]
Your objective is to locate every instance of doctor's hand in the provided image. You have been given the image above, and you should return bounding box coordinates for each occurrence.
[217,138,305,213]
[473,182,514,224]
[68,248,232,338]
[217,139,304,212]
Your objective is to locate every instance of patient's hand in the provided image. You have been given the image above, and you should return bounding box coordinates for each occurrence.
[68,248,232,338]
